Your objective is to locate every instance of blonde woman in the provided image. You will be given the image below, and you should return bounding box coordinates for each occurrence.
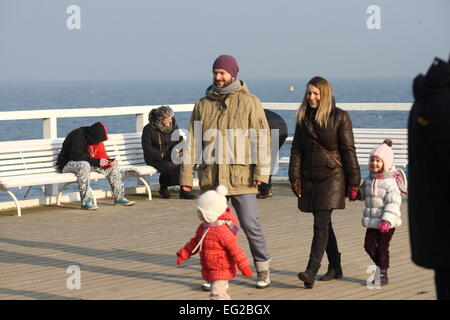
[288,76,360,289]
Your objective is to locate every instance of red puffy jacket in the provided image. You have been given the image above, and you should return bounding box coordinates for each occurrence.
[177,208,250,282]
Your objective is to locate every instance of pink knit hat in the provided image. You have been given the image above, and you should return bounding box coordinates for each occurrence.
[370,139,394,171]
[212,55,239,78]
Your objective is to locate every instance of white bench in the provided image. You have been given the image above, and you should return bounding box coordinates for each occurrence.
[0,133,157,217]
[279,128,408,168]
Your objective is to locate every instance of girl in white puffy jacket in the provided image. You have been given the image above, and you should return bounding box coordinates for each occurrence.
[359,139,402,286]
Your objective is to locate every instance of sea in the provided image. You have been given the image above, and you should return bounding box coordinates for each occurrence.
[0,77,413,202]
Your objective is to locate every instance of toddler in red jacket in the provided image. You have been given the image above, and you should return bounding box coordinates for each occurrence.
[176,185,253,300]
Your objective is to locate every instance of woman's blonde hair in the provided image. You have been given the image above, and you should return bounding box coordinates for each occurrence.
[296,76,333,128]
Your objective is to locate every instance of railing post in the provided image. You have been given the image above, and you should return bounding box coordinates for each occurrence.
[136,113,145,133]
[43,117,57,139]
[43,117,59,197]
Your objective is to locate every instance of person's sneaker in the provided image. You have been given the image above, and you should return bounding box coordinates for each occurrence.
[257,188,273,199]
[201,282,228,291]
[256,270,271,289]
[179,189,197,199]
[81,199,98,210]
[201,282,211,291]
[114,197,135,206]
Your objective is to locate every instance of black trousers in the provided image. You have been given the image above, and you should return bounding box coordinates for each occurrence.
[435,270,450,300]
[308,210,340,268]
[159,165,180,187]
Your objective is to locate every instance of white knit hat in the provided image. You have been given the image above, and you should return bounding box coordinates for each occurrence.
[197,185,228,223]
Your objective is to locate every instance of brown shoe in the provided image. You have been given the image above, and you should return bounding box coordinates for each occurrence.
[256,188,273,199]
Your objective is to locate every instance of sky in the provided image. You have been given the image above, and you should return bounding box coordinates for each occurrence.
[0,0,449,81]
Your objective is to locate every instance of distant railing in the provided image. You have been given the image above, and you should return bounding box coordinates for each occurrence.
[0,103,412,139]
[0,103,411,211]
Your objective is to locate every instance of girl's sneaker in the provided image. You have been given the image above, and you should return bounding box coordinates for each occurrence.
[201,282,211,291]
[114,197,135,206]
[81,199,98,210]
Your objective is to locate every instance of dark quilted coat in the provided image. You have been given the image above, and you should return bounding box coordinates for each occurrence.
[177,208,250,281]
[288,102,361,212]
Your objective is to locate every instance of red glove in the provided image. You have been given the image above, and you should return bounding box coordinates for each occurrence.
[347,188,358,201]
[177,256,184,265]
[240,266,253,278]
[379,221,391,233]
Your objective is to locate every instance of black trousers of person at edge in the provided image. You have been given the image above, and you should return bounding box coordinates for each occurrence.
[435,270,450,300]
[308,209,339,269]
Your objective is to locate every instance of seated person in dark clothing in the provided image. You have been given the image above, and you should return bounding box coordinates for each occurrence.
[56,121,135,210]
[142,106,196,199]
[257,109,288,198]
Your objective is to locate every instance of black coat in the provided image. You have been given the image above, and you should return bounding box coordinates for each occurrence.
[56,122,107,172]
[288,103,360,212]
[408,57,450,270]
[265,109,288,147]
[141,121,183,173]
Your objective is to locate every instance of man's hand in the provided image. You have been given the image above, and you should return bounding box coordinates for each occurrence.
[253,180,262,185]
[181,185,192,192]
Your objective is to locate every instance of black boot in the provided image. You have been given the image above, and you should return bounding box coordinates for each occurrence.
[179,189,197,199]
[159,186,171,199]
[380,269,389,286]
[298,258,321,289]
[319,252,343,281]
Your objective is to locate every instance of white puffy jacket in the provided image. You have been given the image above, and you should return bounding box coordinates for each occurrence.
[360,169,402,229]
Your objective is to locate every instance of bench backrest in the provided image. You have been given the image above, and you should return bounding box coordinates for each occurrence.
[0,133,146,178]
[282,128,408,168]
[352,128,407,167]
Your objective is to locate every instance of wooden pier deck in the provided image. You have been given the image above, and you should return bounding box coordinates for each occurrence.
[0,185,435,300]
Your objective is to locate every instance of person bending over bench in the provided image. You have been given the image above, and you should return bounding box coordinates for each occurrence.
[56,121,135,210]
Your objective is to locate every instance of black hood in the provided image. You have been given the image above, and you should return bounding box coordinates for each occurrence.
[84,122,107,143]
[413,57,450,101]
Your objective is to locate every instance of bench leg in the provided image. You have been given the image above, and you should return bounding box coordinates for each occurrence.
[136,177,152,200]
[123,173,152,200]
[2,190,22,217]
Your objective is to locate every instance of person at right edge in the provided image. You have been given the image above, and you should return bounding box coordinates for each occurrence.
[288,76,361,289]
[408,55,450,300]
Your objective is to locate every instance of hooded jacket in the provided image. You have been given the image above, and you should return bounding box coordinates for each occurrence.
[56,122,109,172]
[180,80,271,195]
[141,114,182,173]
[288,101,361,212]
[408,57,450,269]
[177,208,250,282]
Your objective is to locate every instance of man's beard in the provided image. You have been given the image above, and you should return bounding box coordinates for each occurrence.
[214,77,234,88]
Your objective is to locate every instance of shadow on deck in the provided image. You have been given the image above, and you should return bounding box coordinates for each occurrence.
[0,185,435,300]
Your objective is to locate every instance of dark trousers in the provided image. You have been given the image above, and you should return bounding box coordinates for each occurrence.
[159,165,180,188]
[364,228,395,270]
[435,270,450,300]
[308,210,340,269]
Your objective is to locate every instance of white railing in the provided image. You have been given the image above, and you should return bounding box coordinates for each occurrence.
[0,103,411,211]
[0,103,412,139]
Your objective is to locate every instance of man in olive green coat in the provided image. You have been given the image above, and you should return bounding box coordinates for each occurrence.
[180,54,272,289]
